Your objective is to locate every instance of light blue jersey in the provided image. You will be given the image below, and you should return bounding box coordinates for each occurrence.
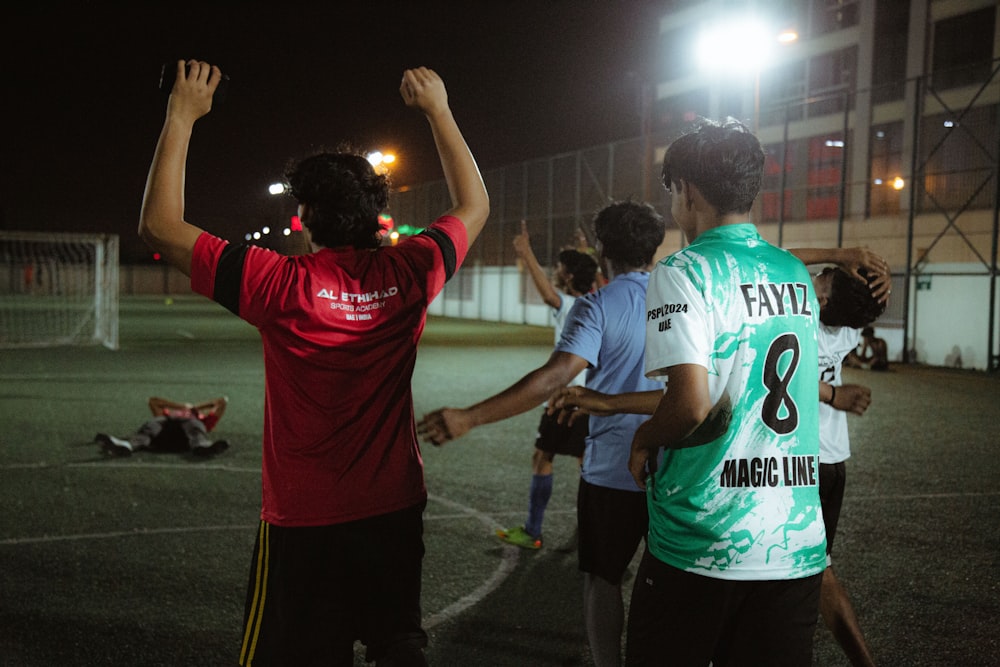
[557,272,662,492]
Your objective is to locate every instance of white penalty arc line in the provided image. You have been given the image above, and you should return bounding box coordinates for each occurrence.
[0,465,522,630]
[423,493,521,630]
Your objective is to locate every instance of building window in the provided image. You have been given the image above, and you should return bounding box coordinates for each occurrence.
[931,6,996,90]
[871,0,909,103]
[809,0,860,36]
[760,60,807,125]
[761,142,794,223]
[919,106,997,213]
[806,135,845,219]
[869,122,904,216]
[807,47,856,116]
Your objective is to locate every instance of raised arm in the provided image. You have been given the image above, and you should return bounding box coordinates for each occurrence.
[139,60,224,276]
[399,67,489,243]
[194,396,229,418]
[514,221,561,309]
[417,351,588,446]
[788,246,891,302]
[147,396,192,416]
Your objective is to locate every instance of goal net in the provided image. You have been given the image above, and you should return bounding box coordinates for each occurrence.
[0,231,119,349]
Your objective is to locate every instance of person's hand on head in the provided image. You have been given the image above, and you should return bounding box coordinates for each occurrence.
[838,247,892,303]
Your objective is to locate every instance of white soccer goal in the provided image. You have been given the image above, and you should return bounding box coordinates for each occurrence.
[0,231,119,349]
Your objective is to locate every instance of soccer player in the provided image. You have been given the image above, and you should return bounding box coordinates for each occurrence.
[419,199,666,667]
[140,61,488,666]
[627,118,827,665]
[96,395,229,456]
[495,220,598,550]
[549,247,890,666]
[809,263,887,667]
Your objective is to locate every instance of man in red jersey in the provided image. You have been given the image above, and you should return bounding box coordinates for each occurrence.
[140,60,488,666]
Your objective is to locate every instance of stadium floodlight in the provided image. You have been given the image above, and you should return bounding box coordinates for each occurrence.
[0,231,119,349]
[695,16,798,135]
[696,18,777,75]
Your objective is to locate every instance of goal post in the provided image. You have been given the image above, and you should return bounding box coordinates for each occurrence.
[0,231,119,350]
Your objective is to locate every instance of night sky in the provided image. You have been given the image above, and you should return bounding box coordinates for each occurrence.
[2,2,666,260]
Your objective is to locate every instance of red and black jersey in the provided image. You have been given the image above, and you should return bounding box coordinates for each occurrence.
[191,215,467,526]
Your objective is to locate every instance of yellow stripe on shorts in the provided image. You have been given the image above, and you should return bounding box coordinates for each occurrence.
[240,520,270,666]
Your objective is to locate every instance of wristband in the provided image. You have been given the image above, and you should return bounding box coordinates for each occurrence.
[824,386,837,405]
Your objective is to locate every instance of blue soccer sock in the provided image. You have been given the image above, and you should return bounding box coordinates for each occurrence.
[524,473,554,538]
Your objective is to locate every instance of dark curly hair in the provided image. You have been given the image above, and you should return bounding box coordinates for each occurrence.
[593,200,665,272]
[557,249,599,294]
[661,117,765,215]
[820,267,887,328]
[284,150,389,250]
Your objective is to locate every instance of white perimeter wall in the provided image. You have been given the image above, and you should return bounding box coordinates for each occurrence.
[121,261,999,370]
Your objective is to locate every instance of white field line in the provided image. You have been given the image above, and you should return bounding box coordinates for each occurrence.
[0,464,524,631]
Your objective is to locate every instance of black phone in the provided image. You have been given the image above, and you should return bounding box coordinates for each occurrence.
[158,61,230,104]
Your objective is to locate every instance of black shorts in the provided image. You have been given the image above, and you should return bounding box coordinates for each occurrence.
[576,478,648,584]
[534,408,588,458]
[819,461,846,557]
[625,549,822,666]
[240,502,428,666]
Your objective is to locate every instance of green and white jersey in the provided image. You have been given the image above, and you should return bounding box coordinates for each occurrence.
[643,224,826,580]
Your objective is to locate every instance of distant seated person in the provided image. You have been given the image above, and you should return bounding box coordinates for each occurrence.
[96,396,230,457]
[845,326,890,371]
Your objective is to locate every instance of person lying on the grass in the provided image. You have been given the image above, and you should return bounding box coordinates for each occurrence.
[96,395,229,456]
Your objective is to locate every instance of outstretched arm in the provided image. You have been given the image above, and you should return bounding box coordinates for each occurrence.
[418,351,588,446]
[400,67,489,243]
[514,221,561,309]
[547,386,662,426]
[139,60,224,276]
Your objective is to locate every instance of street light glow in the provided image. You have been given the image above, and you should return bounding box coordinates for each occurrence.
[777,29,799,44]
[367,150,397,175]
[696,19,798,74]
[268,183,286,195]
[697,19,774,73]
